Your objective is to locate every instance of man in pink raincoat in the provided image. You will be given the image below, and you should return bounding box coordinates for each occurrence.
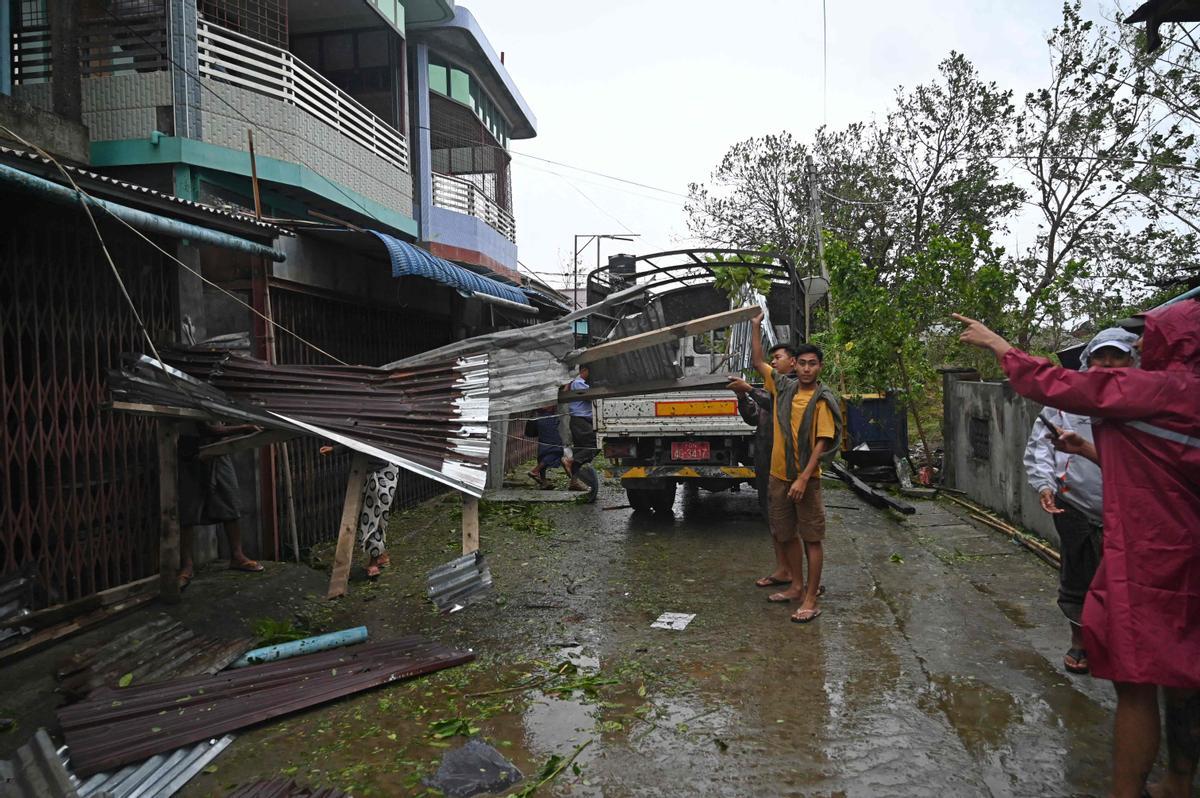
[955,299,1200,798]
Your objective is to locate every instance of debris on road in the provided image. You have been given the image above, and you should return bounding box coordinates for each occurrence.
[59,637,474,776]
[225,778,351,797]
[424,739,523,798]
[0,728,79,798]
[828,461,916,515]
[651,613,696,631]
[56,615,253,701]
[71,735,235,798]
[228,626,368,669]
[427,552,494,613]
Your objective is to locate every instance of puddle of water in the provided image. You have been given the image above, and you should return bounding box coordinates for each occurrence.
[924,673,1020,756]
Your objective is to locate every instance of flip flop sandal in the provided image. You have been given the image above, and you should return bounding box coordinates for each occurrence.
[178,573,192,591]
[755,576,791,587]
[376,552,390,569]
[229,560,265,573]
[790,608,822,624]
[366,564,382,579]
[767,592,797,603]
[1064,647,1089,674]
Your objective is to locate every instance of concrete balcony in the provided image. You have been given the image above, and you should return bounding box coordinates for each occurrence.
[431,171,514,243]
[11,10,414,227]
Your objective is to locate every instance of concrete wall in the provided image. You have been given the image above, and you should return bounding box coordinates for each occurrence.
[426,205,518,271]
[13,72,170,143]
[0,93,90,163]
[201,79,413,217]
[943,376,1060,547]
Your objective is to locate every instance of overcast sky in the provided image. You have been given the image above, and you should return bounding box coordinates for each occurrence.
[469,0,1117,292]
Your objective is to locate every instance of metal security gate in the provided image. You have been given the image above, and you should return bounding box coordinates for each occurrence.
[268,284,453,552]
[0,193,176,605]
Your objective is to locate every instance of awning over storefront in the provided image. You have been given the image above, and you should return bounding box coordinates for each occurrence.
[368,230,536,312]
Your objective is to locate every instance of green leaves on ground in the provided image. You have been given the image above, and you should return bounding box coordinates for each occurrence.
[427,717,480,739]
[251,618,310,646]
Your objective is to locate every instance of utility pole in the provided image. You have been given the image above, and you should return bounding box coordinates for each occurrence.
[806,155,828,281]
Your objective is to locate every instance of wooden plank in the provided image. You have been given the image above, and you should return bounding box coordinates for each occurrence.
[158,420,182,605]
[0,574,159,630]
[327,454,370,599]
[558,374,735,402]
[0,593,156,666]
[568,306,759,365]
[197,429,298,459]
[462,495,480,555]
[105,401,209,420]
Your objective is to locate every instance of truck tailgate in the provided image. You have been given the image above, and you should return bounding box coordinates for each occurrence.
[596,392,752,436]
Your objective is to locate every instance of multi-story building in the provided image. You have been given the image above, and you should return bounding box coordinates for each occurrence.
[0,0,559,586]
[5,0,536,280]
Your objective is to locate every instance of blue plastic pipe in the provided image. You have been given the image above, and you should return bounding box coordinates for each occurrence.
[229,626,369,668]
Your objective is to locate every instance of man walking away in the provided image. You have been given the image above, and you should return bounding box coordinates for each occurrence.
[750,313,842,624]
[562,365,598,492]
[1023,328,1138,674]
[525,404,569,488]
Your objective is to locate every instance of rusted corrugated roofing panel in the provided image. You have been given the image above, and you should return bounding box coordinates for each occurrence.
[56,616,253,702]
[107,349,491,495]
[59,637,474,776]
[226,778,351,798]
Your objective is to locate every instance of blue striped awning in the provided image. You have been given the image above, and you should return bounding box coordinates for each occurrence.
[369,230,534,310]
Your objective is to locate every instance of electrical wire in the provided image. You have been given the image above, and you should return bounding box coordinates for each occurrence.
[1,124,353,366]
[102,7,398,230]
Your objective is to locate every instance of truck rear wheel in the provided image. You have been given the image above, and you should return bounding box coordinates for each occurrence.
[627,487,654,512]
[651,482,677,513]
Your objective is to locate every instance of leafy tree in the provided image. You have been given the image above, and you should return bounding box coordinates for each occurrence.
[1011,1,1199,349]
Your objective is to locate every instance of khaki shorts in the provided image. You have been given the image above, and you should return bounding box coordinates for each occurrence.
[767,476,826,543]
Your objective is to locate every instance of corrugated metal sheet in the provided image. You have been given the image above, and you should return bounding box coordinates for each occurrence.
[386,282,652,416]
[59,637,474,776]
[0,145,287,236]
[226,778,351,798]
[426,552,493,612]
[57,616,253,702]
[0,729,86,798]
[71,736,234,798]
[107,349,491,496]
[368,231,534,310]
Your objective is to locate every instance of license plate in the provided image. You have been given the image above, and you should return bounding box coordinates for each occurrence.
[671,441,710,461]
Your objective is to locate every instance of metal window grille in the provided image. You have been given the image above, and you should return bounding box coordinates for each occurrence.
[267,285,454,553]
[0,193,177,606]
[429,93,512,212]
[12,0,168,85]
[198,0,287,49]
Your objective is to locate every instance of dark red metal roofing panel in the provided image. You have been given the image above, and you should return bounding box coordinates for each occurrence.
[59,638,474,776]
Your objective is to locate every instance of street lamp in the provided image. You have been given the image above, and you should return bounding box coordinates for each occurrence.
[572,233,640,309]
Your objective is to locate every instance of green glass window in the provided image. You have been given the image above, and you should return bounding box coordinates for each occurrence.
[428,61,448,95]
[449,67,471,105]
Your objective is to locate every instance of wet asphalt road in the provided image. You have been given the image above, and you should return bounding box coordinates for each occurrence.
[1,475,1123,797]
[498,477,1117,798]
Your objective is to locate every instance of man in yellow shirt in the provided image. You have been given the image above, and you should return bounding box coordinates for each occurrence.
[750,312,840,623]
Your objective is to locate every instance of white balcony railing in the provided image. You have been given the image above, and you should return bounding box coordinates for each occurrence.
[431,172,516,243]
[196,19,409,173]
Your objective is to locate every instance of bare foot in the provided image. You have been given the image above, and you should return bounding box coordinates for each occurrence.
[767,589,805,603]
[755,574,791,587]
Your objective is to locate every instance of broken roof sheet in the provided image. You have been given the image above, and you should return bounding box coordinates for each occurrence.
[107,350,491,496]
[59,637,474,776]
